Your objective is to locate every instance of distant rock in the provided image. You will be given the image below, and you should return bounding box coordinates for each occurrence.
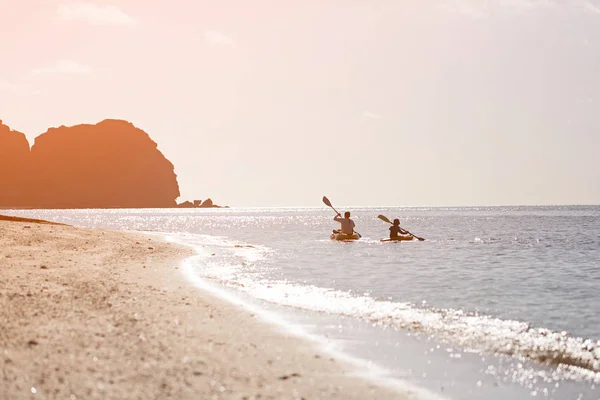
[0,119,180,208]
[29,119,180,208]
[199,198,213,208]
[176,197,228,208]
[0,121,30,207]
[177,201,195,208]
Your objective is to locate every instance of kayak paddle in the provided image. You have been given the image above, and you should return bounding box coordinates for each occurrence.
[378,214,425,241]
[322,196,340,216]
[323,196,361,237]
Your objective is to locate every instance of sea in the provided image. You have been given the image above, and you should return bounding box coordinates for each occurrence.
[5,205,600,400]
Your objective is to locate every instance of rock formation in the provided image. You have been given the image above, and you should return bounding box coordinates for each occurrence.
[176,198,228,208]
[200,198,214,208]
[0,121,30,208]
[177,200,195,208]
[0,119,180,209]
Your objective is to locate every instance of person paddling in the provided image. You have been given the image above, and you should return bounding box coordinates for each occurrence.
[334,211,356,236]
[389,218,410,239]
[377,214,425,241]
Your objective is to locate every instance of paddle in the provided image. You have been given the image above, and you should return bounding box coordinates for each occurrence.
[378,214,425,241]
[322,196,361,237]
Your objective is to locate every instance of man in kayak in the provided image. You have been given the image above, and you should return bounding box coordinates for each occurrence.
[334,211,356,235]
[389,218,410,239]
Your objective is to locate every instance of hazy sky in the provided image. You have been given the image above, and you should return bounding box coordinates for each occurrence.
[1,0,599,206]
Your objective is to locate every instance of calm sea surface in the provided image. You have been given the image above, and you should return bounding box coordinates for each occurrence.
[6,206,600,399]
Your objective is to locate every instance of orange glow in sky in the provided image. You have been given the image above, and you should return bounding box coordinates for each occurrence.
[2,1,599,206]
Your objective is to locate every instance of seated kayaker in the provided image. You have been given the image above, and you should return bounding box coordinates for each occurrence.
[334,211,356,235]
[389,218,410,239]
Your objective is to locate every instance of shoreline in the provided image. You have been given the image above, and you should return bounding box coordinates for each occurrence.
[0,214,67,225]
[168,240,442,400]
[0,218,412,399]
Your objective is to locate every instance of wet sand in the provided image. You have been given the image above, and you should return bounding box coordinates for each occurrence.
[0,217,409,400]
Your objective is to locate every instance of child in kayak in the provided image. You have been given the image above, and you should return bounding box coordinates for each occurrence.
[334,211,356,235]
[389,218,410,239]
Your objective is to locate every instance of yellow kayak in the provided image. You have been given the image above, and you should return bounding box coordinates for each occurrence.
[331,231,361,241]
[380,235,414,242]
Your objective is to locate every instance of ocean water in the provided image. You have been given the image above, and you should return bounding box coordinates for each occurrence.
[5,206,600,399]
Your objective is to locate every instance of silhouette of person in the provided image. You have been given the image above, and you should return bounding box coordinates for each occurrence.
[389,218,410,239]
[334,211,356,235]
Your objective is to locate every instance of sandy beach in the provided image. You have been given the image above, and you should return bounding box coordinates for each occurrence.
[0,216,409,400]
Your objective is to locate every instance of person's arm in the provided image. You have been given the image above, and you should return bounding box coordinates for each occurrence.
[400,228,410,235]
[334,214,343,222]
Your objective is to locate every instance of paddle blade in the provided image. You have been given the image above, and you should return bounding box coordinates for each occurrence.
[322,196,332,208]
[377,214,392,224]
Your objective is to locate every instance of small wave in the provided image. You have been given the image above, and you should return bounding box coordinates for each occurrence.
[237,282,600,381]
[168,232,600,383]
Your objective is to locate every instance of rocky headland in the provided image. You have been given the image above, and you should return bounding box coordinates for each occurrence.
[0,122,30,207]
[0,119,180,208]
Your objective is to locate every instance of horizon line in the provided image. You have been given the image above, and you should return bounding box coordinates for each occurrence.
[3,203,600,211]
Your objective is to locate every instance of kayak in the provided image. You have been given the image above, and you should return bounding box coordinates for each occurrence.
[380,235,414,242]
[331,231,361,241]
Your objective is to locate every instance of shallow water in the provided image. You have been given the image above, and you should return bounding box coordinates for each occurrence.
[6,206,600,399]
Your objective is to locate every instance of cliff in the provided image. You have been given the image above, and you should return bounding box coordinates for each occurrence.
[0,121,30,207]
[0,119,180,209]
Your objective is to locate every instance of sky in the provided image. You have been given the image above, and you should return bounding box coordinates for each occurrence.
[1,0,599,207]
